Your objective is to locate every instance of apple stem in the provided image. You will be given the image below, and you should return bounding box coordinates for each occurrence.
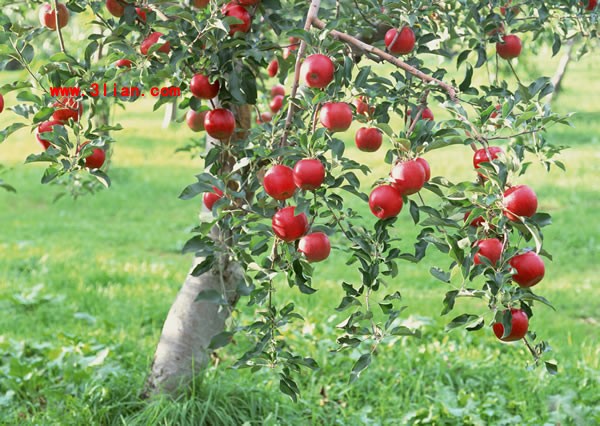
[522,335,540,362]
[507,59,522,85]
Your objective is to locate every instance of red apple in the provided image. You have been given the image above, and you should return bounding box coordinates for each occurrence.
[509,251,545,287]
[503,185,537,221]
[473,238,503,266]
[354,96,374,116]
[223,3,251,35]
[52,97,83,122]
[369,185,403,219]
[105,0,127,18]
[391,160,426,196]
[300,54,335,89]
[203,186,224,210]
[320,102,353,132]
[490,104,501,119]
[115,58,133,68]
[257,111,273,123]
[84,148,106,169]
[283,37,299,59]
[415,157,431,182]
[585,0,598,10]
[140,32,170,55]
[269,95,284,113]
[190,74,220,99]
[298,232,331,262]
[267,59,279,77]
[493,309,528,342]
[39,2,69,30]
[496,34,522,59]
[355,127,382,152]
[500,1,520,15]
[272,206,309,242]
[204,108,236,140]
[263,165,296,200]
[473,146,504,174]
[0,93,4,113]
[464,211,485,227]
[192,0,210,8]
[421,107,434,121]
[271,84,285,97]
[384,27,416,55]
[136,7,149,23]
[186,109,208,132]
[36,120,64,150]
[293,159,325,190]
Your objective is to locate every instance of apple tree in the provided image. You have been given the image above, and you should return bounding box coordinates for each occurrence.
[0,0,597,399]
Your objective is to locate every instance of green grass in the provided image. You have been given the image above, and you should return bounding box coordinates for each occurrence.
[1,53,599,425]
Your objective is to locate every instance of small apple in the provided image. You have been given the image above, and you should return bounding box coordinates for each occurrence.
[203,186,224,210]
[39,2,69,30]
[293,158,325,190]
[369,185,403,219]
[509,251,545,287]
[222,3,251,35]
[299,232,331,262]
[355,127,382,152]
[500,1,520,15]
[267,59,279,77]
[300,54,335,89]
[83,147,106,169]
[320,102,353,132]
[136,7,149,23]
[490,104,502,119]
[257,111,272,124]
[473,238,503,266]
[36,120,64,150]
[52,97,83,122]
[204,108,236,140]
[493,309,528,342]
[105,0,127,18]
[384,27,416,55]
[272,206,309,242]
[496,34,522,59]
[186,110,208,132]
[0,93,4,113]
[190,74,220,99]
[391,160,426,196]
[192,0,210,8]
[269,95,284,113]
[464,211,485,227]
[585,0,598,10]
[354,96,374,116]
[421,107,434,121]
[473,146,503,174]
[271,84,285,97]
[140,32,170,55]
[415,157,431,182]
[283,37,299,59]
[115,58,133,68]
[503,185,537,221]
[263,165,296,200]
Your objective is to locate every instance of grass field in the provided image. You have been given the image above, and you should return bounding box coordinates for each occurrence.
[1,52,599,425]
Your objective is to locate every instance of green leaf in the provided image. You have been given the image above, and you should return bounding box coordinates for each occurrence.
[195,289,228,304]
[209,331,234,349]
[349,353,371,383]
[445,314,480,331]
[430,267,450,283]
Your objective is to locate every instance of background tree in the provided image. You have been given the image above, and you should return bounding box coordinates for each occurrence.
[0,0,597,403]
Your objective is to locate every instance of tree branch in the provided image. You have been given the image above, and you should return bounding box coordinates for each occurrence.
[52,0,67,54]
[310,17,458,101]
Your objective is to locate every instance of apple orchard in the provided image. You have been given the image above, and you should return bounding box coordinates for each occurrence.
[0,0,598,399]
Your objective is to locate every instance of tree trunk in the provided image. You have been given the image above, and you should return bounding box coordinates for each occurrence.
[144,104,252,396]
[550,38,575,102]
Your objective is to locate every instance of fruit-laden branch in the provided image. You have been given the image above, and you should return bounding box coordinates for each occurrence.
[280,0,322,147]
[310,18,458,101]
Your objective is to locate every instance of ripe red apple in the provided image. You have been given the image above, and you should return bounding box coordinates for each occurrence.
[355,127,382,152]
[369,185,403,219]
[493,309,528,342]
[52,97,83,122]
[283,37,299,59]
[298,232,331,262]
[271,84,285,97]
[473,146,504,174]
[263,165,296,200]
[320,102,353,132]
[421,107,434,121]
[391,160,426,196]
[192,0,210,8]
[503,185,538,221]
[39,2,69,30]
[269,95,284,113]
[500,1,520,15]
[293,158,325,190]
[415,157,431,182]
[473,238,503,266]
[257,111,272,123]
[384,27,416,55]
[203,186,224,210]
[186,110,208,132]
[105,0,127,17]
[136,7,149,23]
[0,93,3,113]
[496,34,522,59]
[464,211,485,227]
[190,74,220,99]
[267,59,279,77]
[115,58,133,68]
[140,32,170,55]
[354,96,374,116]
[272,206,309,242]
[585,0,598,10]
[300,54,335,89]
[204,108,236,140]
[490,104,501,119]
[223,3,251,35]
[36,120,64,150]
[509,251,545,287]
[84,148,106,169]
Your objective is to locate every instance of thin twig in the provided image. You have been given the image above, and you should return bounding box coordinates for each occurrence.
[405,89,430,136]
[52,0,67,53]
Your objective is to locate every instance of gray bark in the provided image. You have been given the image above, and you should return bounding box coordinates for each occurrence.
[550,39,575,102]
[162,97,178,128]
